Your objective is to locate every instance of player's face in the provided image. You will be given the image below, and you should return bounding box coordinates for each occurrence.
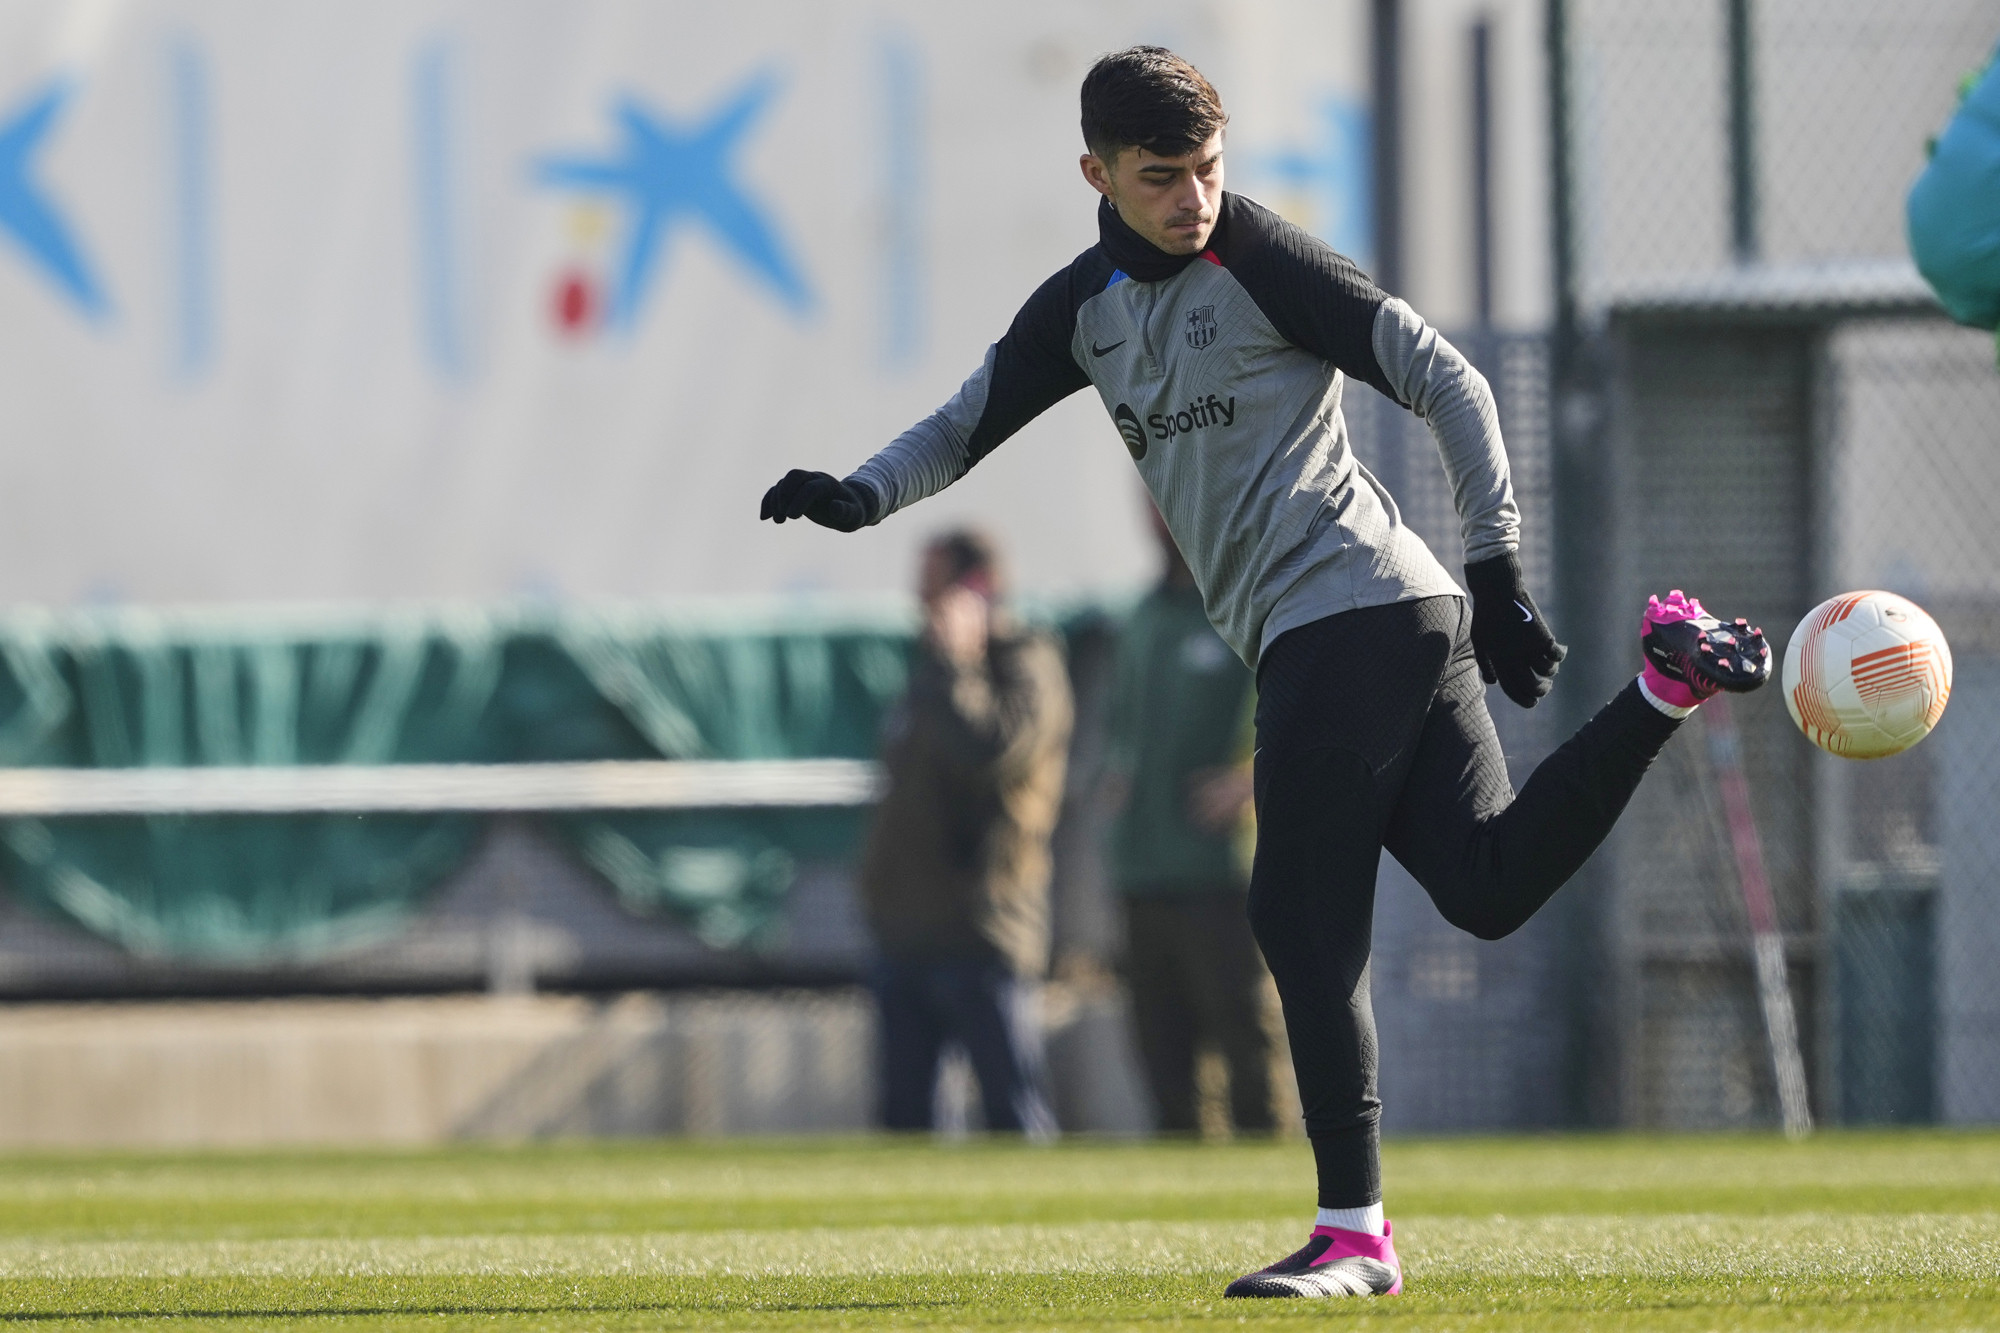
[1080,132,1225,255]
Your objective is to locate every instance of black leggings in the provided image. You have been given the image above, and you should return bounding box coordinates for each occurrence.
[1248,596,1678,1207]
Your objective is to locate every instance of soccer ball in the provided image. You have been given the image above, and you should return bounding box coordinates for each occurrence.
[1782,591,1952,760]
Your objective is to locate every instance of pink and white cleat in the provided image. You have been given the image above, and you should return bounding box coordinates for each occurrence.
[1640,590,1771,707]
[1223,1222,1402,1298]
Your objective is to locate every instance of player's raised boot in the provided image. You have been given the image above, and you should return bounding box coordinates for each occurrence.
[1640,590,1772,707]
[1223,1222,1402,1298]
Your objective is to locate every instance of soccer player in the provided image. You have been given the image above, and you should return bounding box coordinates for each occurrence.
[761,46,1768,1300]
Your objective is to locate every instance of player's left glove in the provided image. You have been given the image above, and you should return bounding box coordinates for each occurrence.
[1465,552,1566,709]
[759,470,875,532]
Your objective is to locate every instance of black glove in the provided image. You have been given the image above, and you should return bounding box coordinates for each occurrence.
[759,470,874,532]
[1464,552,1567,709]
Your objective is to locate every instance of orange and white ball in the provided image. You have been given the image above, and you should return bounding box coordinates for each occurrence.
[1782,591,1952,760]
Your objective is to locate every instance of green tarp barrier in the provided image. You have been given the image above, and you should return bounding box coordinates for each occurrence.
[0,600,919,959]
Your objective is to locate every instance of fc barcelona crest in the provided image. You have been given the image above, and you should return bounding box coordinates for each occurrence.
[1184,304,1217,349]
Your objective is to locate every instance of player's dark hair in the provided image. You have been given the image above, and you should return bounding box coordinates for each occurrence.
[1080,46,1228,162]
[926,527,1004,595]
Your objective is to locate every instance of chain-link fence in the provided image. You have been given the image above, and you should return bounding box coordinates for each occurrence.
[1567,0,1997,301]
[1558,0,2000,1129]
[1827,319,2000,1126]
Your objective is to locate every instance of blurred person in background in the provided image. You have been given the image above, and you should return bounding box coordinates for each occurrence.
[1105,504,1275,1136]
[857,529,1073,1136]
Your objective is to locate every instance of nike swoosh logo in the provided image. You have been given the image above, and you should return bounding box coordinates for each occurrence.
[1514,600,1534,622]
[1091,340,1126,357]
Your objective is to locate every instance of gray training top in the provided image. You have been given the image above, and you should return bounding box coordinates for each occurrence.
[845,192,1518,667]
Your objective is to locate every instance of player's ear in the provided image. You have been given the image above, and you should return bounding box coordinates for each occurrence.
[1079,152,1115,197]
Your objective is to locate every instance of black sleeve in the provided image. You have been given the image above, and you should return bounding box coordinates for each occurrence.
[963,249,1114,461]
[1207,193,1397,400]
[844,247,1115,522]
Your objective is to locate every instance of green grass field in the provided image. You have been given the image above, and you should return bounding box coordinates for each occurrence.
[2,1131,1996,1330]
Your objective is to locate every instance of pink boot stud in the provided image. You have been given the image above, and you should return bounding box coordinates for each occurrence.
[1640,589,1771,708]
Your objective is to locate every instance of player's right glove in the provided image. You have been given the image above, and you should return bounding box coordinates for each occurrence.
[759,470,875,532]
[1465,552,1567,709]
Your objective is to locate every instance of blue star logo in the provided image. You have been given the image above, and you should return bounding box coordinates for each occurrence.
[0,78,108,318]
[536,72,812,328]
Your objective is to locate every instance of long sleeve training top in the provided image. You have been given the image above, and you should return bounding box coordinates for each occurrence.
[846,191,1519,666]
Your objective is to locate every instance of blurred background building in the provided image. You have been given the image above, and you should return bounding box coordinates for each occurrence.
[0,0,1996,1147]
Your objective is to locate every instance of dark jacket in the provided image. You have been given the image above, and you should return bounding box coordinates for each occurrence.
[1107,580,1254,893]
[859,617,1073,977]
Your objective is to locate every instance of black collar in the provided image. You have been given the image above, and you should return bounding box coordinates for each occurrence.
[1097,195,1226,281]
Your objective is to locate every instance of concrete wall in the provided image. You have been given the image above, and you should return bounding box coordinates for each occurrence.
[0,991,875,1149]
[0,983,1153,1150]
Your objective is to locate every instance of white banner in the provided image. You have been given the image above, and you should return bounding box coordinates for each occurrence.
[0,0,1368,605]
